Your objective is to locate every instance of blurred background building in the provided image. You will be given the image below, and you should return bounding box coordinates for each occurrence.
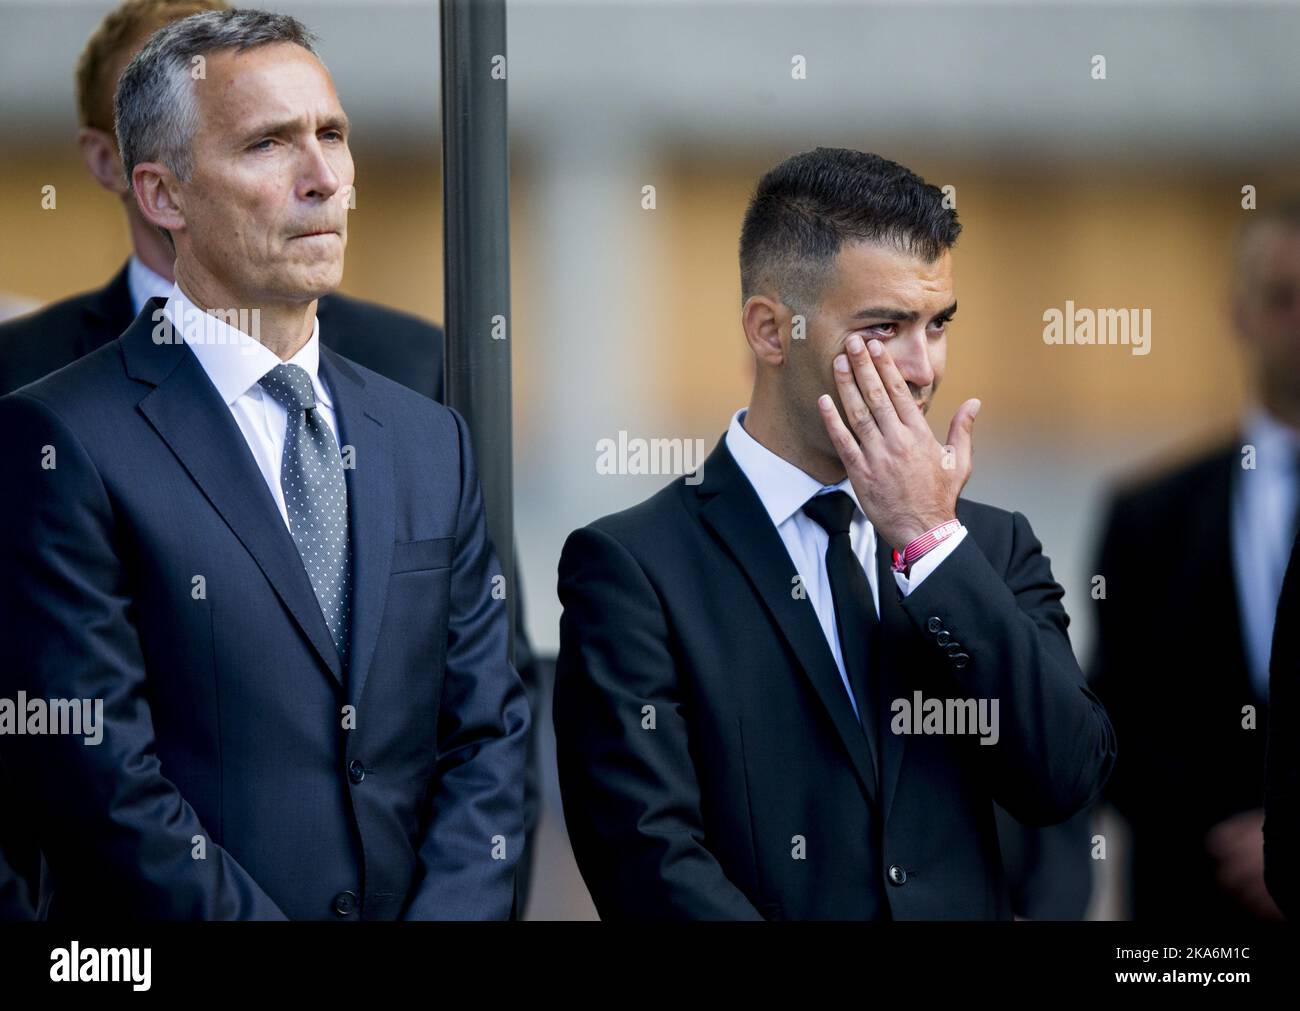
[3,0,1299,920]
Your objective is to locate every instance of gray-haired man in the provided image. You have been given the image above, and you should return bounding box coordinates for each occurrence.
[0,9,529,920]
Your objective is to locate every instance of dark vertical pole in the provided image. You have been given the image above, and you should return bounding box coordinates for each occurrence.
[441,0,513,661]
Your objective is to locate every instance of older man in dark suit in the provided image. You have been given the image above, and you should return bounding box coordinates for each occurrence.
[0,0,543,919]
[0,9,528,919]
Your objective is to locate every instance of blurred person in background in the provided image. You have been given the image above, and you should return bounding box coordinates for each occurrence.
[1089,198,1300,921]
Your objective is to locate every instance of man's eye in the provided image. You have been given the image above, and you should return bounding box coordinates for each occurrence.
[252,138,275,152]
[322,131,344,142]
[931,317,952,331]
[866,323,897,336]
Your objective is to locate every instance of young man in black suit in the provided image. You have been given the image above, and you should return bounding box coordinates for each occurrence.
[554,147,1116,920]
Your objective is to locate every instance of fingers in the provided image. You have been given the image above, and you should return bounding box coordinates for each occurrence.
[945,397,981,472]
[840,335,905,440]
[832,349,880,444]
[818,394,869,479]
[860,337,927,432]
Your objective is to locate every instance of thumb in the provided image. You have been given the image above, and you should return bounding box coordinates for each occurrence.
[945,398,981,467]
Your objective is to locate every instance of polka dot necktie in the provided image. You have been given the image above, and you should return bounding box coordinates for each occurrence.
[258,363,352,666]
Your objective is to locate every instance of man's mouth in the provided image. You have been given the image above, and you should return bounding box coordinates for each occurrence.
[291,229,338,239]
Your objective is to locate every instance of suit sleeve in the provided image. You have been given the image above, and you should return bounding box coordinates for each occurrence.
[400,406,530,921]
[1086,494,1145,823]
[898,508,1117,827]
[0,392,287,919]
[553,525,765,920]
[1265,531,1300,919]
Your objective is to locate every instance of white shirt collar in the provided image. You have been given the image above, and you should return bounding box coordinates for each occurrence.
[162,281,330,409]
[724,407,864,527]
[126,254,173,317]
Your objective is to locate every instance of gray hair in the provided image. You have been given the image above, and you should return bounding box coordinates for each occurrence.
[114,9,320,244]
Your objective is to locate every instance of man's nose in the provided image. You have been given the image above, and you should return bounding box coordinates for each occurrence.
[299,137,343,199]
[891,327,935,389]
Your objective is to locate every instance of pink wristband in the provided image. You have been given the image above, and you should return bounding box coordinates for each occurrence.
[891,519,962,575]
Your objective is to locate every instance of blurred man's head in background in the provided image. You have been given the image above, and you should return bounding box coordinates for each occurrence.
[76,0,229,269]
[1233,197,1300,426]
[738,147,961,475]
[115,9,353,312]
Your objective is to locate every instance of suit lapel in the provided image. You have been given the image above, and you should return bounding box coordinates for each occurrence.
[319,347,396,712]
[695,436,880,806]
[123,299,344,689]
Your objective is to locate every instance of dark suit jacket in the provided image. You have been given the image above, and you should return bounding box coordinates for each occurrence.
[0,263,543,920]
[1264,527,1299,919]
[1089,438,1269,920]
[553,435,1115,920]
[0,299,530,919]
[0,262,443,401]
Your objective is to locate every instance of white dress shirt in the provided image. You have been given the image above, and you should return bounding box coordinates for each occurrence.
[1231,403,1300,701]
[126,254,173,317]
[724,407,967,720]
[162,282,339,532]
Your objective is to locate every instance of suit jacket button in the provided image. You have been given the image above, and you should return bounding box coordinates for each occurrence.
[348,759,366,784]
[333,890,358,916]
[926,617,942,633]
[936,630,951,645]
[943,641,963,654]
[888,864,907,885]
[951,653,970,669]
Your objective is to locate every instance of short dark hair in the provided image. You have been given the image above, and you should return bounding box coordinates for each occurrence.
[739,147,961,316]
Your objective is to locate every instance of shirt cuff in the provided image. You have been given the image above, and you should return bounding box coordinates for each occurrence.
[893,526,968,596]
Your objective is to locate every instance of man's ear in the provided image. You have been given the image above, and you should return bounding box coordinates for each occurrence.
[131,162,186,238]
[77,127,129,196]
[742,294,792,368]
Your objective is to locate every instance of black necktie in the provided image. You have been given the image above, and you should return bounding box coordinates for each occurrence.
[802,490,881,782]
